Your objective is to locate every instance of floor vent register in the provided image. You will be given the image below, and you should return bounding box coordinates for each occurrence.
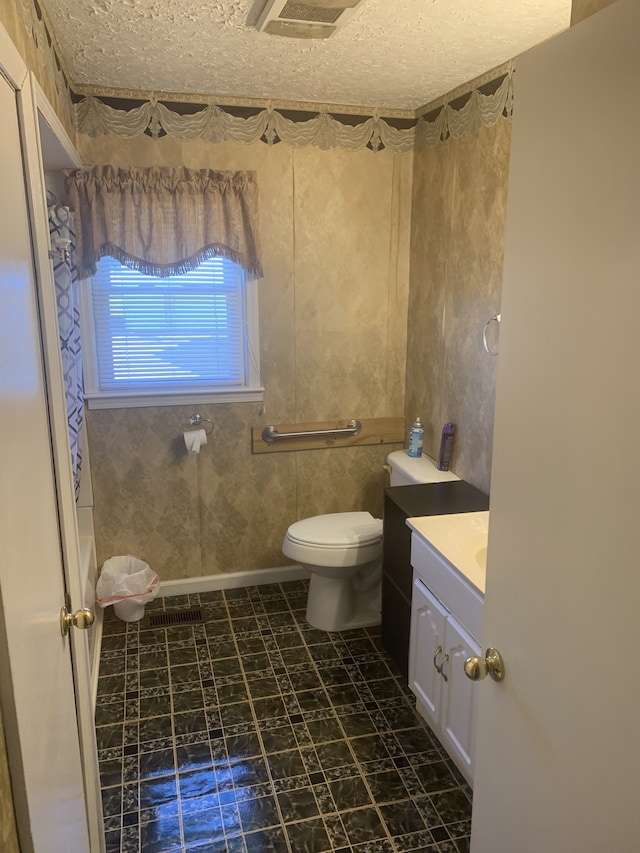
[146,607,204,627]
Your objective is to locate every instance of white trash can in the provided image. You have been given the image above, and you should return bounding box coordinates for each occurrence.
[96,556,159,622]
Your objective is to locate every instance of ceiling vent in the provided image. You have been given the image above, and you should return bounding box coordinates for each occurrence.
[256,0,365,39]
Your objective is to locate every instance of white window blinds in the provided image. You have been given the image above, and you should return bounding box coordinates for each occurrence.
[88,255,249,393]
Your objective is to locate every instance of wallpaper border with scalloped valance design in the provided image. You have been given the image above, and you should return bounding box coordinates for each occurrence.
[14,0,513,153]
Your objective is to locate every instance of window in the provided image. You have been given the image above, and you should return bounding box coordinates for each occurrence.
[80,255,262,408]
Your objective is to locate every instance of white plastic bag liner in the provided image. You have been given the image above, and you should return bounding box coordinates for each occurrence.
[96,556,159,622]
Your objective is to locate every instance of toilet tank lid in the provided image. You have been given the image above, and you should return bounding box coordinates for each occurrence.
[386,449,460,483]
[287,512,383,547]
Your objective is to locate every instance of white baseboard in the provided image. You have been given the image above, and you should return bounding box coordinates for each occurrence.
[158,565,309,598]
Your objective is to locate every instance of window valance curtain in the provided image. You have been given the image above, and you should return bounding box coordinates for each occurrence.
[65,165,263,281]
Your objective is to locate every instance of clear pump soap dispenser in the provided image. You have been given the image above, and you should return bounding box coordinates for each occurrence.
[408,417,424,458]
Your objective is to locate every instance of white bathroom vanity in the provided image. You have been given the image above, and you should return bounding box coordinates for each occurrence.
[407,511,488,786]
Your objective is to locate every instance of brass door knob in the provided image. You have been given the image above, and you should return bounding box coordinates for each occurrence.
[60,605,95,637]
[464,647,505,682]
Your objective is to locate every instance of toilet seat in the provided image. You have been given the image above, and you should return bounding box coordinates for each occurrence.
[283,511,382,569]
[285,512,382,549]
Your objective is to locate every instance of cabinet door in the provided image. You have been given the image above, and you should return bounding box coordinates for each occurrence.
[441,614,480,782]
[409,577,448,726]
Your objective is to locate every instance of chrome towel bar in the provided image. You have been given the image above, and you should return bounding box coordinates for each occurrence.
[262,419,362,444]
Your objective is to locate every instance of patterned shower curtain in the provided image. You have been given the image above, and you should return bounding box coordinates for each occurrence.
[48,192,83,499]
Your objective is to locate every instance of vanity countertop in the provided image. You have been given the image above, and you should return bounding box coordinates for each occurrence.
[407,511,489,595]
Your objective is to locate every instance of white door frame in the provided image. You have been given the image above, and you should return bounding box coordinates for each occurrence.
[0,22,103,853]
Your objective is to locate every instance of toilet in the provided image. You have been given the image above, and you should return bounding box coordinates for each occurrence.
[282,449,460,632]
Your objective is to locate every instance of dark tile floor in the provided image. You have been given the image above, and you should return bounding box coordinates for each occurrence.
[96,580,472,853]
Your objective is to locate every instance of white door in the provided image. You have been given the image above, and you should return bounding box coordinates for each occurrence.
[0,53,90,853]
[471,2,640,850]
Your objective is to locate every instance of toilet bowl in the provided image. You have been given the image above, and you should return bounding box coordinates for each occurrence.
[282,511,383,632]
[283,449,460,633]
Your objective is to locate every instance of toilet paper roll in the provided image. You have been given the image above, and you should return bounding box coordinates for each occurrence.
[184,428,207,455]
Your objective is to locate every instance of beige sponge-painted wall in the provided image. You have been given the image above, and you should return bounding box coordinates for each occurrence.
[404,119,511,496]
[78,133,412,579]
[402,0,616,497]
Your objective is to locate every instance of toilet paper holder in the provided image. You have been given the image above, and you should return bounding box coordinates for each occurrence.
[188,413,214,435]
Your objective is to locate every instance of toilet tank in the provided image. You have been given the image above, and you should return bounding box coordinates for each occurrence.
[386,449,460,486]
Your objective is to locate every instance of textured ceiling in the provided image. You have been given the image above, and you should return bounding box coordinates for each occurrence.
[40,0,572,110]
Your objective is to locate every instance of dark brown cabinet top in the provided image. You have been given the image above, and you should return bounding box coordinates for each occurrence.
[384,480,489,519]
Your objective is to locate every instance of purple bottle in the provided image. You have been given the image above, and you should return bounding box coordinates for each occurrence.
[437,422,456,471]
